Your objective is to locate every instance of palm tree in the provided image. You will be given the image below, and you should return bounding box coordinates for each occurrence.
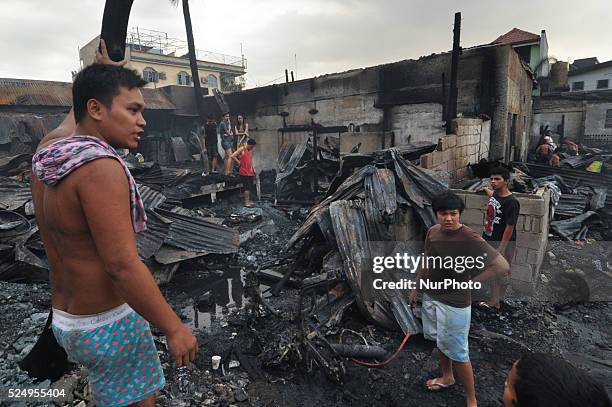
[170,0,209,170]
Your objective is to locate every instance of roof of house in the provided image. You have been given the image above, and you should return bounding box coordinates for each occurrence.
[568,59,612,77]
[570,57,599,70]
[492,28,540,46]
[0,78,176,110]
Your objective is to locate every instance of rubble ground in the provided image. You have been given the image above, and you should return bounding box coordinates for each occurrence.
[0,197,610,406]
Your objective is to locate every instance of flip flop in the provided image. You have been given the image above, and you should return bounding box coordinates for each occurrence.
[426,378,455,391]
[477,301,500,311]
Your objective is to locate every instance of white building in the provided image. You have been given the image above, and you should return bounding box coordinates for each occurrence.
[79,28,246,92]
[568,59,612,92]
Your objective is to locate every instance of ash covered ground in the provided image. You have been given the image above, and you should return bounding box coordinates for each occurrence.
[0,197,610,407]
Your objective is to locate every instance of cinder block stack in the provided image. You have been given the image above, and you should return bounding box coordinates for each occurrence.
[451,188,551,295]
[419,118,488,183]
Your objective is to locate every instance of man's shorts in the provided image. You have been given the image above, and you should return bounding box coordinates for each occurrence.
[240,175,256,194]
[206,137,218,160]
[422,294,471,362]
[52,304,165,407]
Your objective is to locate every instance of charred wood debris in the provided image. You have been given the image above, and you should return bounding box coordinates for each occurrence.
[0,137,611,405]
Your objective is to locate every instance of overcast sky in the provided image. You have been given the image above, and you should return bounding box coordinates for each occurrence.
[1,0,611,89]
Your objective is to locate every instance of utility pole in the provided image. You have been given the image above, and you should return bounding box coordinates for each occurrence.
[447,11,461,133]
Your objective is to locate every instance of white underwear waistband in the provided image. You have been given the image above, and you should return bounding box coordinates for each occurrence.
[52,303,134,331]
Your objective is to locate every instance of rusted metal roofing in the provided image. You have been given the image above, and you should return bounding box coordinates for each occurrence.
[140,88,176,110]
[0,78,176,110]
[0,78,73,107]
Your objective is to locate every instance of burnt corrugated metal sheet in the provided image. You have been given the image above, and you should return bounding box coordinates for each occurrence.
[515,162,612,209]
[136,210,170,259]
[0,177,31,210]
[556,194,588,218]
[137,184,166,209]
[156,209,239,254]
[0,78,175,110]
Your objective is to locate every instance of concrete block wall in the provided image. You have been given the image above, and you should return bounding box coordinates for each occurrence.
[451,188,550,295]
[419,118,490,183]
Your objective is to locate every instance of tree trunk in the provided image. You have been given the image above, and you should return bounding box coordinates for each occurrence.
[181,0,209,171]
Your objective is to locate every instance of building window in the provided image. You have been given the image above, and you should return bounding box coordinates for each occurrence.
[143,67,159,83]
[207,74,218,89]
[597,79,609,89]
[571,81,584,91]
[606,109,612,129]
[177,71,191,85]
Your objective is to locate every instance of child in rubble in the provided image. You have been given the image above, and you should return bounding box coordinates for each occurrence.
[231,138,257,207]
[410,191,509,407]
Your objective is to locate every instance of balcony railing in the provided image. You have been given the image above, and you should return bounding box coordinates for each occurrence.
[127,27,246,69]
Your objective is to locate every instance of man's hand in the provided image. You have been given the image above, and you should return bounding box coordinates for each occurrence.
[166,323,198,368]
[479,187,493,198]
[95,38,127,67]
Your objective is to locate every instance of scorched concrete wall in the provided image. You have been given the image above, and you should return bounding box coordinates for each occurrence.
[196,45,533,173]
[419,118,490,184]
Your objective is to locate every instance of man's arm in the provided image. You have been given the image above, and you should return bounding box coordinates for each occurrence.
[479,187,493,198]
[498,200,519,253]
[472,253,509,283]
[497,225,514,254]
[199,127,207,149]
[77,159,197,367]
[36,39,124,151]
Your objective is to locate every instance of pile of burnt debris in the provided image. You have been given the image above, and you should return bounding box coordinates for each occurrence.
[0,153,274,284]
[0,140,610,406]
[466,155,612,242]
[273,136,436,204]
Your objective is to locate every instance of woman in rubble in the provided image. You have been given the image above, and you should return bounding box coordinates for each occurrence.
[234,114,249,150]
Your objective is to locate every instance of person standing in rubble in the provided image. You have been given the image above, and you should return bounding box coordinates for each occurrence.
[30,41,197,407]
[219,112,235,175]
[202,115,219,173]
[234,114,249,150]
[410,191,509,407]
[230,138,257,207]
[478,167,519,310]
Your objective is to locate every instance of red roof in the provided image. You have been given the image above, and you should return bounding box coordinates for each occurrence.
[493,28,540,45]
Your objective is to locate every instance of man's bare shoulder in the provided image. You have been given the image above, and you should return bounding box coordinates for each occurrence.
[69,157,128,187]
[36,129,73,152]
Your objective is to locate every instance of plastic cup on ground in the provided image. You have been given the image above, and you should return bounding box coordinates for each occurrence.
[212,355,221,370]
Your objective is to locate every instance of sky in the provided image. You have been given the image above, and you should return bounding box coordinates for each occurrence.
[1,0,611,89]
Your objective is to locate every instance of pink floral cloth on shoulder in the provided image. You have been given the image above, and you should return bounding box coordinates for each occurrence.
[32,135,147,232]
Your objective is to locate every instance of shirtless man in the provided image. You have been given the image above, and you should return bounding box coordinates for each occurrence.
[31,40,197,406]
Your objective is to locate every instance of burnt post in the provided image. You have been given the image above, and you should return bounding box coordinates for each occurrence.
[284,69,289,96]
[447,12,461,134]
[100,0,134,62]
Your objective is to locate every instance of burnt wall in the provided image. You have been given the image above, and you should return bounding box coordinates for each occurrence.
[163,46,533,172]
